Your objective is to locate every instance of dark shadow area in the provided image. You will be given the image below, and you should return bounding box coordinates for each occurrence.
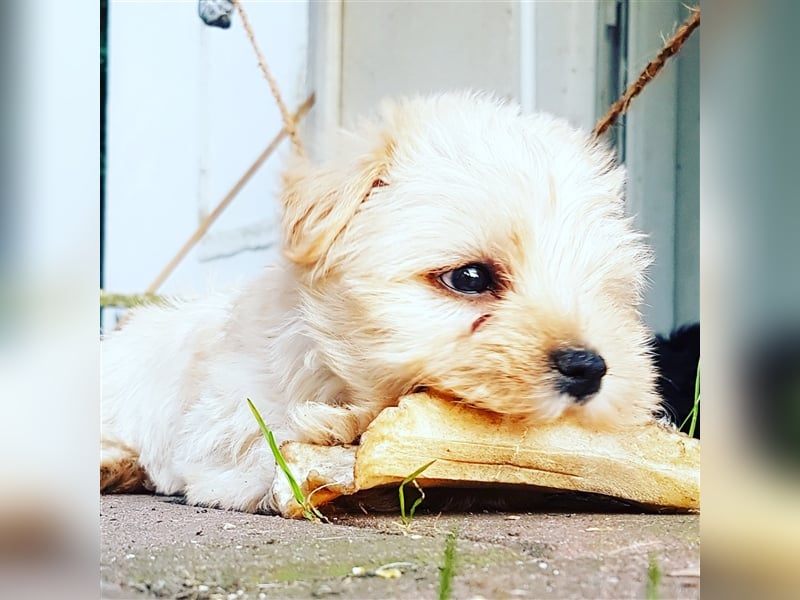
[651,322,700,438]
[325,483,696,517]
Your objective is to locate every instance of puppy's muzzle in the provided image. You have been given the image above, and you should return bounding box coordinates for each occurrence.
[551,348,607,403]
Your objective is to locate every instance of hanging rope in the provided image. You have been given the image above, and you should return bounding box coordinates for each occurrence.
[144,95,314,296]
[593,7,700,138]
[107,3,313,320]
[232,0,305,156]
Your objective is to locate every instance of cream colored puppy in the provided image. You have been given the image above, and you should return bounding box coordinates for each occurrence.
[101,93,659,513]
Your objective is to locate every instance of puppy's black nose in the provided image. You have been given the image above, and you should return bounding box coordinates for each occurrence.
[551,348,607,403]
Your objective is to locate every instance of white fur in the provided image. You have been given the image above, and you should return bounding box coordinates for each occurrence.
[101,92,659,513]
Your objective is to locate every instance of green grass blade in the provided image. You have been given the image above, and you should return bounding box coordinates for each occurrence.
[247,398,305,507]
[399,460,435,526]
[678,360,700,436]
[401,460,436,486]
[688,360,700,438]
[438,530,458,600]
[646,554,662,600]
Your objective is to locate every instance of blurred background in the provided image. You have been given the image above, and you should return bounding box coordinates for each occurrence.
[12,0,800,597]
[100,0,699,339]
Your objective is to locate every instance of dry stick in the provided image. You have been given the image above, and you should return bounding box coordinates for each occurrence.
[144,94,315,295]
[232,0,304,156]
[593,7,700,138]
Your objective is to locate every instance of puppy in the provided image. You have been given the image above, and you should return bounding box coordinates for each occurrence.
[101,92,660,513]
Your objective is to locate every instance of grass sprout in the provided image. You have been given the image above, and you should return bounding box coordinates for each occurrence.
[679,360,700,437]
[247,398,323,521]
[398,460,435,527]
[646,554,662,600]
[438,530,458,600]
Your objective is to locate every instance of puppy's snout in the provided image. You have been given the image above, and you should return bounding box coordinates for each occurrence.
[551,349,607,403]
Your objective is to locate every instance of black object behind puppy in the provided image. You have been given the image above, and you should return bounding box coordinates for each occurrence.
[651,323,700,438]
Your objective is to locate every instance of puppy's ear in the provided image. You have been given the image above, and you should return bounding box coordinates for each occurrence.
[280,130,394,269]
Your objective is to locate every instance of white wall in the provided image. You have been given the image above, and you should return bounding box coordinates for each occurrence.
[339,1,520,125]
[532,1,599,131]
[307,1,600,136]
[623,1,700,333]
[105,1,308,302]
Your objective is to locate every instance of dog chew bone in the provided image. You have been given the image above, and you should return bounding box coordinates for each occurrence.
[271,392,699,518]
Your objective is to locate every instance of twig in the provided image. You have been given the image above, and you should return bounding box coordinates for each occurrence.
[232,0,305,156]
[144,94,314,295]
[593,7,700,138]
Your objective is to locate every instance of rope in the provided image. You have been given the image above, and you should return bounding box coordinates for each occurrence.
[593,7,700,138]
[107,4,314,326]
[232,0,305,156]
[144,94,314,295]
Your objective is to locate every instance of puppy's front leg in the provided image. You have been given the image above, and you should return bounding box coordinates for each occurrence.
[178,438,280,513]
[287,402,380,445]
[179,403,376,512]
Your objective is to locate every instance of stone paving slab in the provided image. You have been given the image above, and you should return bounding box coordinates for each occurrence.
[101,494,699,599]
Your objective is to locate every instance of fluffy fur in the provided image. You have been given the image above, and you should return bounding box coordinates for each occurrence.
[101,92,660,513]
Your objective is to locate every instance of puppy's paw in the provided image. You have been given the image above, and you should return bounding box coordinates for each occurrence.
[288,402,378,445]
[181,465,278,514]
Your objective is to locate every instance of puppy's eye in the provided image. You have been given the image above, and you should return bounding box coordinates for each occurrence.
[439,263,496,295]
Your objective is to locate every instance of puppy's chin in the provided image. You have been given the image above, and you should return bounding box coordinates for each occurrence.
[428,382,656,431]
[455,391,569,424]
[560,391,658,430]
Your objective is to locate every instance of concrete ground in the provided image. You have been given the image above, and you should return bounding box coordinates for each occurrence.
[101,494,698,599]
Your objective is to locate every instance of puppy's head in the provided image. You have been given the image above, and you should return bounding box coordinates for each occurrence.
[281,92,659,428]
